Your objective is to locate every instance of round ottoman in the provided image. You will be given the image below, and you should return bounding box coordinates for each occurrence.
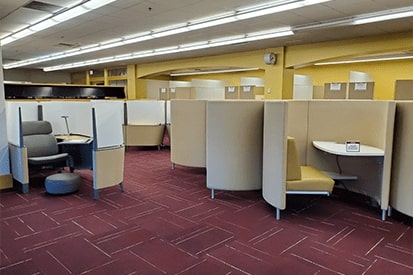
[45,173,80,195]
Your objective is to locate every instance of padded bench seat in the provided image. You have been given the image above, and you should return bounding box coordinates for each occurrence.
[45,173,80,195]
[287,166,335,191]
[286,137,334,194]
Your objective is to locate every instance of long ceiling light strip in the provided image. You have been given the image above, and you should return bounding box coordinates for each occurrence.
[170,67,260,76]
[0,0,117,46]
[3,0,331,69]
[352,6,413,25]
[43,28,294,71]
[314,55,413,66]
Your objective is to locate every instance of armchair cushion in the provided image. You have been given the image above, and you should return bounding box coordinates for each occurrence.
[24,134,59,157]
[22,120,53,135]
[22,120,70,168]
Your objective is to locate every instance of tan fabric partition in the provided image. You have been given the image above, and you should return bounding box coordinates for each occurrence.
[123,125,165,147]
[225,86,239,99]
[390,101,413,217]
[262,101,288,210]
[169,87,192,99]
[207,100,264,193]
[239,85,256,99]
[306,100,396,212]
[348,82,374,99]
[394,80,413,100]
[93,146,125,191]
[324,83,347,99]
[170,100,206,168]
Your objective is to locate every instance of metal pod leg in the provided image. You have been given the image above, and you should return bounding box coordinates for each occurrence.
[276,208,280,220]
[211,189,215,199]
[381,209,387,221]
[172,163,175,169]
[387,206,392,217]
[119,182,124,192]
[93,189,99,200]
[22,183,29,194]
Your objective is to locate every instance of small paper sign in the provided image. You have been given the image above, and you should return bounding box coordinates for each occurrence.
[243,86,251,93]
[346,140,360,152]
[228,86,235,93]
[355,82,367,91]
[330,83,341,91]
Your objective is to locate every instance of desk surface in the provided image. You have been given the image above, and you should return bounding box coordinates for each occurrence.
[312,141,384,156]
[56,134,92,144]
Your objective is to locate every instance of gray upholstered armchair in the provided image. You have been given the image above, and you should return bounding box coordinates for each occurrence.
[22,121,73,172]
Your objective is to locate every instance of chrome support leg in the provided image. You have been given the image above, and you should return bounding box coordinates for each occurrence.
[381,209,386,221]
[276,208,280,220]
[93,189,99,200]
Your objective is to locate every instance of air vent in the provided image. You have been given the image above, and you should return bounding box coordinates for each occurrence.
[24,1,64,13]
[57,42,80,48]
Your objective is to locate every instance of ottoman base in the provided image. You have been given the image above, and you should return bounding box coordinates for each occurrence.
[45,173,80,195]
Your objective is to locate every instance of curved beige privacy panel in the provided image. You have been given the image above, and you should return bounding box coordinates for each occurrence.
[390,101,413,217]
[170,100,206,168]
[206,100,264,195]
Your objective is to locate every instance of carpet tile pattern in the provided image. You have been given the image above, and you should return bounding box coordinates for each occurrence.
[1,147,412,274]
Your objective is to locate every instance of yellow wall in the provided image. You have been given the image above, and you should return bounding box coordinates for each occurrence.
[73,32,412,100]
[285,32,412,68]
[135,47,290,99]
[295,59,413,100]
[173,70,265,86]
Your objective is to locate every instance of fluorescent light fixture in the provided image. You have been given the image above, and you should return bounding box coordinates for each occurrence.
[43,27,294,71]
[170,67,260,76]
[352,6,413,25]
[3,0,329,69]
[314,55,413,66]
[0,0,117,46]
[53,6,89,22]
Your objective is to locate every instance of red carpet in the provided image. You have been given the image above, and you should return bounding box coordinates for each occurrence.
[1,147,412,274]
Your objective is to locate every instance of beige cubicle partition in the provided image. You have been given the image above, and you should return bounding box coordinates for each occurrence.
[324,83,347,99]
[123,100,166,148]
[93,146,125,196]
[123,125,165,147]
[306,100,395,219]
[206,100,264,198]
[390,101,413,217]
[313,85,324,99]
[239,85,256,99]
[225,86,239,99]
[262,101,288,212]
[394,80,413,100]
[159,88,169,100]
[348,82,374,99]
[169,87,192,99]
[170,100,206,168]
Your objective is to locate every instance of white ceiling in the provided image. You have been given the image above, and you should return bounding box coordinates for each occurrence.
[1,0,413,72]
